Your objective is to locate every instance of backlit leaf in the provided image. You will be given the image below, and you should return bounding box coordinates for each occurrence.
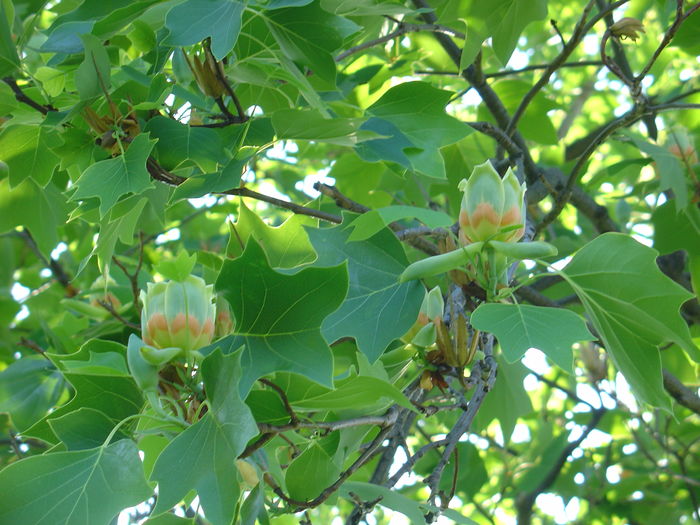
[561,233,698,409]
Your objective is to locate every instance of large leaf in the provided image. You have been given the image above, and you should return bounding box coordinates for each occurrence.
[0,124,64,187]
[24,340,144,444]
[164,0,245,59]
[213,237,348,393]
[470,303,595,371]
[561,233,697,409]
[460,0,548,67]
[0,177,71,256]
[306,217,424,362]
[144,116,227,172]
[263,1,360,87]
[150,350,258,525]
[225,199,316,268]
[0,439,152,525]
[71,133,156,216]
[359,82,472,178]
[0,356,63,431]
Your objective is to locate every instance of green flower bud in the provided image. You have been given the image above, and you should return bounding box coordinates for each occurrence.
[458,161,526,244]
[140,275,216,354]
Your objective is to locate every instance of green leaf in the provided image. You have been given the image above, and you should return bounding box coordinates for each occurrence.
[154,249,197,281]
[144,116,227,172]
[625,132,688,210]
[460,0,548,67]
[144,515,195,525]
[263,1,360,87]
[92,0,160,39]
[25,340,144,444]
[0,357,63,431]
[306,217,424,362]
[0,124,64,187]
[61,351,129,376]
[213,238,348,393]
[93,196,148,272]
[271,108,375,146]
[0,1,19,77]
[40,20,95,54]
[34,66,67,97]
[0,439,152,525]
[258,0,313,8]
[172,157,247,200]
[346,205,453,242]
[470,303,595,371]
[71,133,156,217]
[225,199,316,268]
[561,233,698,409]
[0,177,71,256]
[48,407,129,450]
[473,354,532,442]
[361,81,473,178]
[291,375,415,411]
[150,349,258,525]
[164,0,245,60]
[285,441,341,500]
[652,200,700,257]
[75,33,111,100]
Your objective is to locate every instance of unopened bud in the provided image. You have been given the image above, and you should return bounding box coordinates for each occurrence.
[458,161,526,244]
[140,275,216,355]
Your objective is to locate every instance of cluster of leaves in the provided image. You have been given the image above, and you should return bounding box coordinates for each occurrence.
[0,0,699,524]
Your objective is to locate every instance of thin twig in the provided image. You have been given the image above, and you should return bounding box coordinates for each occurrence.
[634,2,700,87]
[336,22,465,62]
[271,424,396,510]
[505,0,598,137]
[2,77,55,114]
[96,299,140,330]
[18,229,77,296]
[415,61,603,78]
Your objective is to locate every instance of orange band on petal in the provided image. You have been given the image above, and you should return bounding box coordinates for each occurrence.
[188,316,202,336]
[171,313,187,333]
[469,203,501,228]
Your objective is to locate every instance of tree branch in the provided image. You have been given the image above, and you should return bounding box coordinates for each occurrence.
[2,77,55,115]
[663,369,700,415]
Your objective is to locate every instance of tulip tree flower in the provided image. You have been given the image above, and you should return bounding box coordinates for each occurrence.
[140,275,216,364]
[400,161,557,297]
[458,161,526,245]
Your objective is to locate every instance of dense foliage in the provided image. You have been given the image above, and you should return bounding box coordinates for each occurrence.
[0,0,699,524]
